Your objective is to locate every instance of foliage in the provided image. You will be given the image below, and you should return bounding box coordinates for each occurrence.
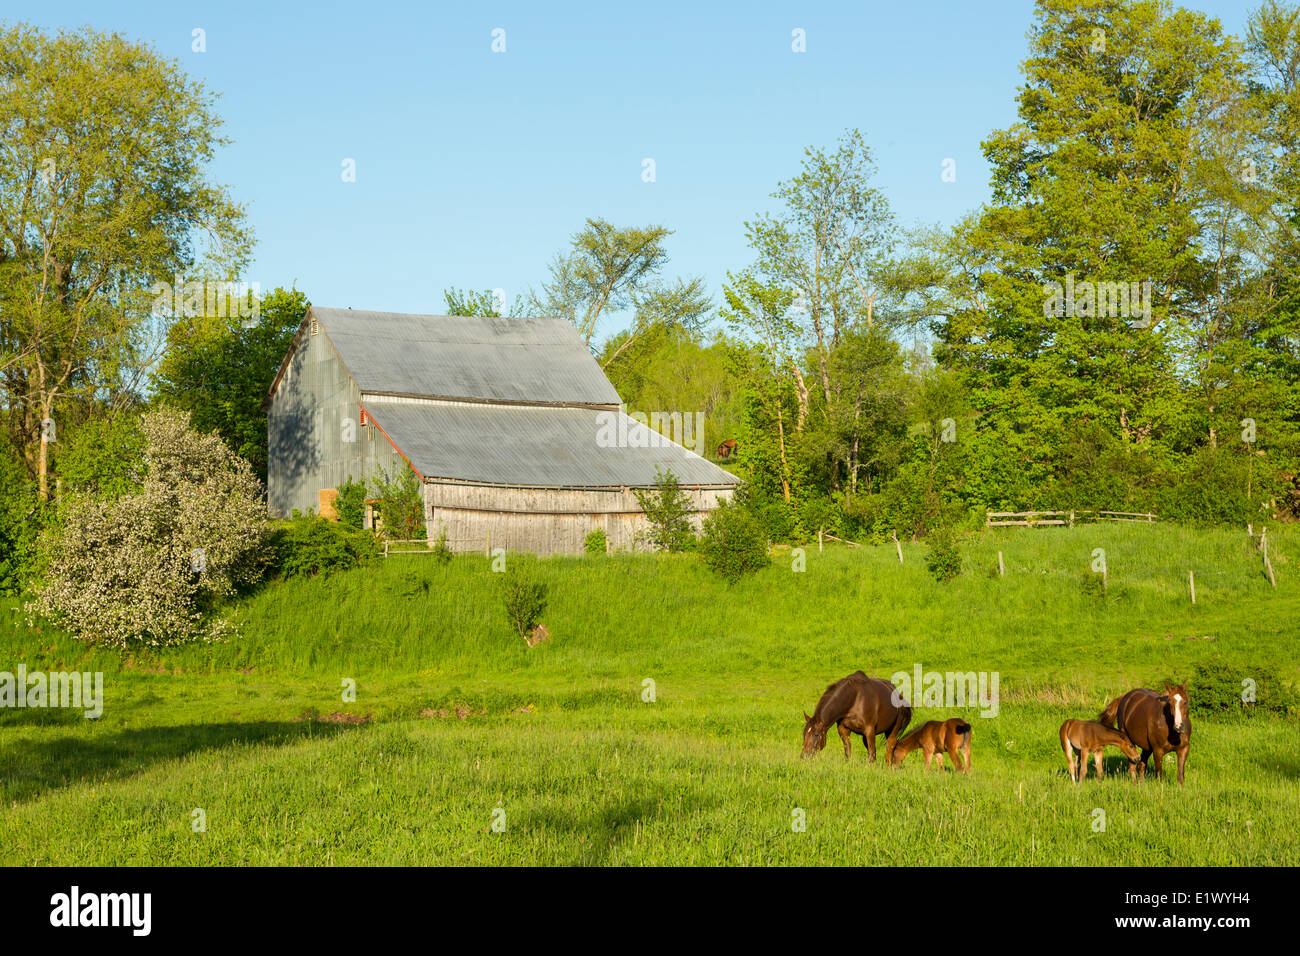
[366,464,425,541]
[0,435,41,594]
[270,513,380,579]
[0,22,251,501]
[443,287,502,317]
[698,498,770,583]
[924,524,963,582]
[151,287,308,482]
[336,476,367,530]
[1190,659,1297,718]
[584,528,608,556]
[431,528,453,565]
[500,565,549,640]
[633,468,696,553]
[30,409,270,647]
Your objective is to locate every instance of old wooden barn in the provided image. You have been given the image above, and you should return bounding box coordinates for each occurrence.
[264,307,739,554]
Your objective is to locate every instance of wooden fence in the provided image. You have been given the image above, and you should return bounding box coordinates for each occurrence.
[986,509,1157,528]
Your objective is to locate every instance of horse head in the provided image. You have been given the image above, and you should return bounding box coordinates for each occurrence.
[801,711,827,756]
[1163,681,1190,733]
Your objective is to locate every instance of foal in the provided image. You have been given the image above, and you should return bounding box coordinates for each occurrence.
[1059,719,1139,783]
[889,718,972,772]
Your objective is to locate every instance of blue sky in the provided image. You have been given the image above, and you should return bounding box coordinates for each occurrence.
[16,0,1256,340]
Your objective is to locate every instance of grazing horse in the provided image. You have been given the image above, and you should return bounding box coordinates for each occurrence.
[890,718,972,772]
[1099,682,1191,785]
[1059,719,1139,783]
[716,439,738,459]
[802,671,911,762]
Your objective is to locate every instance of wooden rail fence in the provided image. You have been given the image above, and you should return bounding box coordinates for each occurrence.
[986,509,1157,528]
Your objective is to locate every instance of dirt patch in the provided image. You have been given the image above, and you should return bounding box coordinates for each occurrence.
[419,705,481,720]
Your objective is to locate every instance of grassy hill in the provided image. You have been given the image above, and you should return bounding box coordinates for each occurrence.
[2,523,1297,864]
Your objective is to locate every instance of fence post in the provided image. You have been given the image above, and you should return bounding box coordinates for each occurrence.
[1189,570,1195,604]
[998,551,1005,577]
[818,527,824,553]
[892,532,903,564]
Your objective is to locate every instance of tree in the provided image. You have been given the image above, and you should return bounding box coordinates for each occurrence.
[744,129,897,418]
[31,409,270,647]
[633,468,696,552]
[443,287,502,317]
[0,24,251,500]
[720,274,800,501]
[151,287,307,482]
[526,219,672,345]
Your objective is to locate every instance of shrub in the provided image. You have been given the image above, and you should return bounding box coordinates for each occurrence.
[1190,660,1297,718]
[501,566,548,641]
[431,528,453,564]
[367,464,425,540]
[924,525,963,582]
[336,476,367,529]
[633,468,696,552]
[584,528,608,555]
[699,499,770,583]
[271,513,380,578]
[31,409,271,647]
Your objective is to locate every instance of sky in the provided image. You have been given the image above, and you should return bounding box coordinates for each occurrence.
[13,0,1259,341]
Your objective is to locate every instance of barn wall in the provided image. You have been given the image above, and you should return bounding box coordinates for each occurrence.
[267,326,404,517]
[423,481,733,555]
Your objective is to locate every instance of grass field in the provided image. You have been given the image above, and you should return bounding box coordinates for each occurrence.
[2,523,1297,865]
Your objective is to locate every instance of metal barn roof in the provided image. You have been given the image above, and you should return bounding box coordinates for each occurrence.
[365,399,738,489]
[312,307,621,406]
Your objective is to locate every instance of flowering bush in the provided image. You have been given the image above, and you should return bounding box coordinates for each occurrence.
[30,409,271,647]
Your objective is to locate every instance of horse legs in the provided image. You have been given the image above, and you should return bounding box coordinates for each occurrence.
[1079,747,1091,781]
[1093,751,1104,780]
[1176,747,1188,785]
[864,727,878,763]
[961,738,971,774]
[923,745,934,770]
[1064,741,1077,782]
[1138,748,1152,779]
[1151,746,1166,778]
[838,722,852,760]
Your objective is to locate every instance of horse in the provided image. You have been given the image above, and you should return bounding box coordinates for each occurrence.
[1099,682,1191,785]
[889,718,971,772]
[1059,718,1139,783]
[716,439,738,459]
[802,671,911,762]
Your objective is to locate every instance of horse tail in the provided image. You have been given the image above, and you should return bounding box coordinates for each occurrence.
[954,721,972,736]
[1098,695,1121,728]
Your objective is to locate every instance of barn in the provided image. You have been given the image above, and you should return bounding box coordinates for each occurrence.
[264,307,739,554]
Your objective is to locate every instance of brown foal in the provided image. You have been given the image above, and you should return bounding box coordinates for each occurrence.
[1060,718,1140,783]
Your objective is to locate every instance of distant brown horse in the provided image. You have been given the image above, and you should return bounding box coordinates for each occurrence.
[1059,719,1139,783]
[890,718,971,772]
[716,439,738,459]
[802,671,911,762]
[1099,682,1191,785]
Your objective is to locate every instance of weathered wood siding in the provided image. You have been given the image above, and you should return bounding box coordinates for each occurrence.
[267,323,404,517]
[424,481,733,555]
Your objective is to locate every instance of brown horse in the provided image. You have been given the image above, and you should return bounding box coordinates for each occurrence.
[889,718,971,772]
[716,439,738,459]
[802,671,911,762]
[1060,719,1139,783]
[1099,682,1191,785]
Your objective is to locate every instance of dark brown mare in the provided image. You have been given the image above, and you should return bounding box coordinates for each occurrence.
[889,718,972,772]
[802,671,911,762]
[1099,682,1191,785]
